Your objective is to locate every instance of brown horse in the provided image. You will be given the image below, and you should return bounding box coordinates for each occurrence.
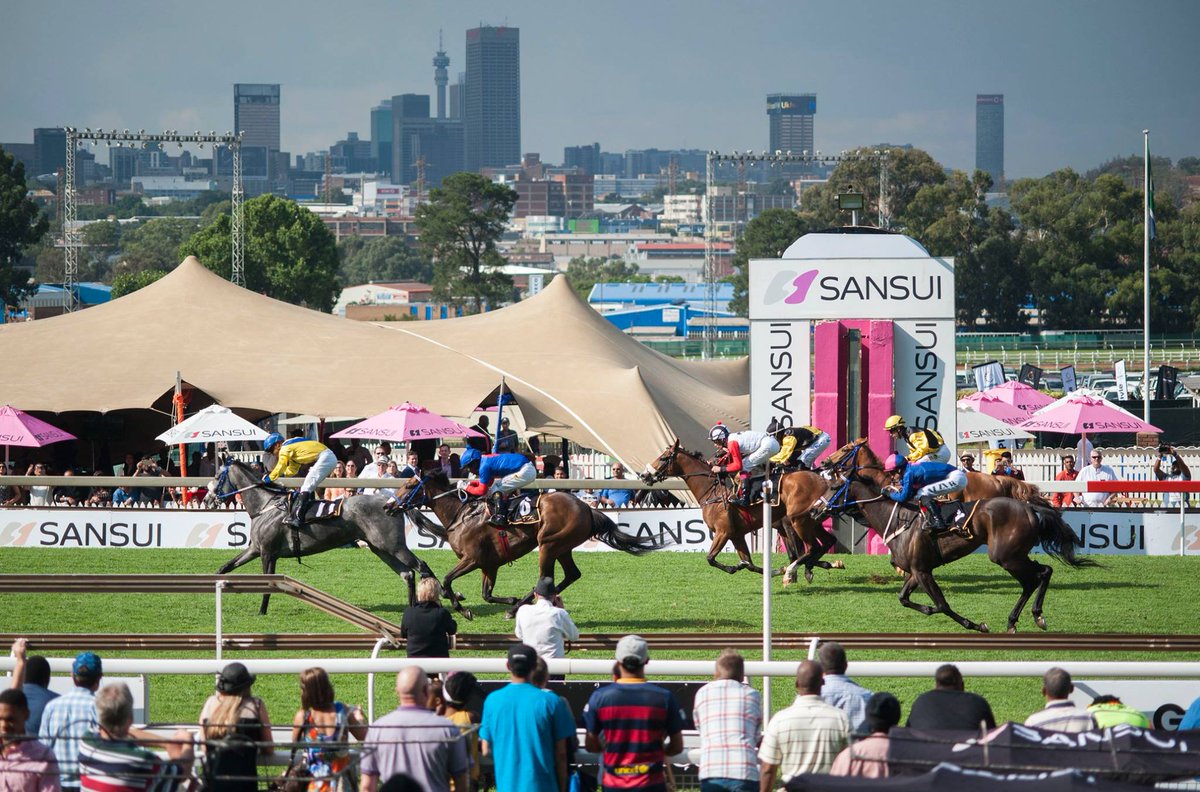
[954,471,1054,509]
[822,441,1094,633]
[392,470,661,619]
[640,440,843,583]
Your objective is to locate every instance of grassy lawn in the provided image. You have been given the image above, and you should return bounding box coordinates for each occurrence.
[2,547,1198,726]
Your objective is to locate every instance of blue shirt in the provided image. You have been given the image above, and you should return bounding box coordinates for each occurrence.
[1180,697,1200,730]
[598,482,634,507]
[22,683,59,736]
[480,681,575,792]
[820,675,873,733]
[889,461,957,502]
[39,685,98,788]
[478,454,531,487]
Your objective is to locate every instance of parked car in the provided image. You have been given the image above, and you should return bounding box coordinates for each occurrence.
[1089,377,1117,392]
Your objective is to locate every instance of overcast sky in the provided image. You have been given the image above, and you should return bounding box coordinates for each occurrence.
[5,0,1197,178]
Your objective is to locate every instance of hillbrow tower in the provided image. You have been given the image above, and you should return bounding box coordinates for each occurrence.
[433,31,450,119]
[464,25,520,172]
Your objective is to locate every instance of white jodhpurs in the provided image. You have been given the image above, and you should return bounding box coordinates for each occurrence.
[301,449,338,493]
[489,462,537,495]
[798,432,831,468]
[916,469,968,499]
[741,438,782,472]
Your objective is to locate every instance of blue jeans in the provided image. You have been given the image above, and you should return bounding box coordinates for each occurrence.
[701,779,757,792]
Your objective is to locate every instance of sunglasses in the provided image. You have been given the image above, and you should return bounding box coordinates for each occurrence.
[1090,455,1101,460]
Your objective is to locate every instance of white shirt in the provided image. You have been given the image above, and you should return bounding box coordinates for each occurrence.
[1076,462,1117,506]
[514,598,580,659]
[359,458,390,494]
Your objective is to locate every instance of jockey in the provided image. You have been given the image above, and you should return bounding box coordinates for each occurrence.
[769,423,831,470]
[709,422,781,506]
[884,415,950,464]
[882,453,967,536]
[459,447,537,527]
[262,432,338,534]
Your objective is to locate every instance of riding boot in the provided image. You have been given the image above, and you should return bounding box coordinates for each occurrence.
[730,478,748,507]
[920,496,946,536]
[286,491,313,554]
[489,493,509,526]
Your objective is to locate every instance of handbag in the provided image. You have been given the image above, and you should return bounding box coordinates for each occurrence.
[268,756,311,792]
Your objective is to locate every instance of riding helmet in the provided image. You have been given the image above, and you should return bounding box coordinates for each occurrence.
[883,453,907,472]
[459,447,481,468]
[263,432,283,451]
[884,415,906,431]
[709,423,730,442]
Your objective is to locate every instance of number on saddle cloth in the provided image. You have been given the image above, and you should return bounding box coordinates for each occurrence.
[498,492,541,524]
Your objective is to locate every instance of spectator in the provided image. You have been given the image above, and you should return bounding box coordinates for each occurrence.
[466,416,490,454]
[345,440,372,472]
[991,451,1024,480]
[290,667,367,792]
[53,470,88,507]
[343,460,361,495]
[39,651,102,792]
[481,644,574,792]
[958,454,976,473]
[906,664,995,731]
[84,473,112,508]
[693,648,761,792]
[198,662,272,792]
[435,444,461,478]
[1051,455,1078,508]
[495,417,519,454]
[583,635,685,792]
[758,660,849,787]
[514,578,579,661]
[829,692,901,778]
[548,468,570,494]
[1090,694,1149,729]
[1154,444,1191,508]
[8,640,58,736]
[1024,667,1095,732]
[0,462,25,506]
[401,451,423,477]
[133,459,177,507]
[818,641,873,733]
[79,683,193,792]
[597,464,634,509]
[401,579,458,659]
[322,461,352,500]
[578,489,599,507]
[441,673,480,792]
[1076,433,1094,474]
[1077,450,1117,507]
[530,658,583,791]
[362,667,469,792]
[359,444,392,495]
[0,687,60,792]
[25,464,52,507]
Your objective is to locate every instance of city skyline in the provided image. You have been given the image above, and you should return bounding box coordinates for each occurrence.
[4,0,1198,179]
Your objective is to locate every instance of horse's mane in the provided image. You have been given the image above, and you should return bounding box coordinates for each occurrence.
[423,468,451,488]
[683,449,704,460]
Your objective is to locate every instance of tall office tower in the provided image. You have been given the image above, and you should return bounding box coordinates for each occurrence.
[33,127,67,177]
[464,25,520,172]
[975,94,1004,190]
[433,33,450,120]
[564,143,600,175]
[392,94,464,187]
[767,93,816,155]
[234,84,281,194]
[449,72,465,120]
[371,99,394,179]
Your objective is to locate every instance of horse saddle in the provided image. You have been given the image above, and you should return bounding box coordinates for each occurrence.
[924,500,978,538]
[735,474,780,508]
[489,491,542,526]
[284,493,346,523]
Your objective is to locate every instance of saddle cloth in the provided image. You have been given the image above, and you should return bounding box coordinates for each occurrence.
[737,473,782,507]
[284,494,346,522]
[925,500,978,538]
[490,491,542,525]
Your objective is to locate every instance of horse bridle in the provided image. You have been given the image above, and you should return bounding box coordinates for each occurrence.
[641,442,726,504]
[390,473,467,512]
[212,462,277,502]
[820,441,888,518]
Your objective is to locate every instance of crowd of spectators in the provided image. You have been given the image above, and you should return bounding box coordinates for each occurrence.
[4,634,1183,792]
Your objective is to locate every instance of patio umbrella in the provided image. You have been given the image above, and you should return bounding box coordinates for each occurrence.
[1017,393,1163,434]
[331,402,485,442]
[0,405,77,465]
[155,404,270,445]
[957,392,1034,426]
[956,406,1036,445]
[979,380,1056,413]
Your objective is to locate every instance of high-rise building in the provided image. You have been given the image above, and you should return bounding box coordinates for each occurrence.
[975,94,1004,190]
[371,99,394,179]
[564,143,600,176]
[450,72,465,120]
[464,25,520,172]
[234,84,281,195]
[433,34,450,120]
[767,94,816,155]
[392,94,464,188]
[33,127,67,177]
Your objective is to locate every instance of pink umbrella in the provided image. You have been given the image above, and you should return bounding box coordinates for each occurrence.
[0,405,76,464]
[331,402,485,442]
[956,392,1032,426]
[980,380,1056,414]
[1017,394,1163,434]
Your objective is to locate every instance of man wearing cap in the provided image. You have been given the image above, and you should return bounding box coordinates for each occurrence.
[480,643,575,792]
[39,652,103,791]
[0,687,61,792]
[583,635,685,792]
[759,660,849,787]
[958,454,977,473]
[361,666,469,792]
[358,443,393,495]
[515,578,579,662]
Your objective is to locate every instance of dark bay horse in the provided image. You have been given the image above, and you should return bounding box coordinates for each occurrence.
[214,459,435,614]
[640,440,843,583]
[393,470,661,620]
[822,441,1094,633]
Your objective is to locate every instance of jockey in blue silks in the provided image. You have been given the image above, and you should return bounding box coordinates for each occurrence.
[459,447,537,526]
[883,453,967,536]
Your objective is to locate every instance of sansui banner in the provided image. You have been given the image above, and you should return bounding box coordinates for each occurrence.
[749,321,812,430]
[894,321,956,443]
[748,258,954,320]
[0,510,251,549]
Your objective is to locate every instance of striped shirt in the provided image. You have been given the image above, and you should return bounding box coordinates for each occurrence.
[693,679,761,782]
[78,734,182,792]
[38,687,97,789]
[583,680,685,791]
[1024,701,1097,733]
[758,695,849,780]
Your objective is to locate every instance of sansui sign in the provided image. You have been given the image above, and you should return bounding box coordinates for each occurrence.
[750,258,954,320]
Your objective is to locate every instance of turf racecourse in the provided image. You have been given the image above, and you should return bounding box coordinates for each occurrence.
[2,547,1198,728]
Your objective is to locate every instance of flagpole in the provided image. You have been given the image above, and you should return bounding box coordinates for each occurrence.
[1143,129,1151,424]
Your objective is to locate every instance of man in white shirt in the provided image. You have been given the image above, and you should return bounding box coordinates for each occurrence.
[358,442,393,495]
[1024,667,1096,732]
[514,578,579,660]
[1076,449,1117,506]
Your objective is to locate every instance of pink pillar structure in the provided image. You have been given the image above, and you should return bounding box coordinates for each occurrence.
[812,320,896,554]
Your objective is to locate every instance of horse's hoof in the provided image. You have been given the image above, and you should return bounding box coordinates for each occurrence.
[461,609,474,621]
[1035,615,1047,630]
[1007,625,1018,635]
[978,622,991,633]
[830,560,845,569]
[804,568,814,584]
[503,610,516,621]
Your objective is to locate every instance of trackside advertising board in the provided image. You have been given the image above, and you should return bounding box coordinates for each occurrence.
[4,508,1200,555]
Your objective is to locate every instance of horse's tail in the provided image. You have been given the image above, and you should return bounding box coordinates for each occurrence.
[405,508,449,542]
[589,508,663,555]
[1031,505,1098,568]
[1006,478,1054,510]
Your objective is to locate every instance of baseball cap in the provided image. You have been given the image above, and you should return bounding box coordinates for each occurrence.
[534,578,556,599]
[507,643,537,674]
[72,651,102,677]
[615,634,649,665]
[216,661,256,693]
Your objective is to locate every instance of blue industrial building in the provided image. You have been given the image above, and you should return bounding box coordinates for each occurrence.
[586,282,735,313]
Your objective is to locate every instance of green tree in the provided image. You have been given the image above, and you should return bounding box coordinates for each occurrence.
[110,269,167,298]
[0,146,48,306]
[116,217,198,275]
[81,220,121,281]
[800,147,946,230]
[337,235,432,286]
[563,256,650,299]
[180,194,340,311]
[415,172,516,312]
[727,208,810,316]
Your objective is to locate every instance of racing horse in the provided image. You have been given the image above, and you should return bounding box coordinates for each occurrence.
[214,459,435,615]
[640,439,843,583]
[392,470,662,620]
[822,441,1094,633]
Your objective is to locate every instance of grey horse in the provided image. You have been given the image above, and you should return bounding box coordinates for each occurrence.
[214,458,434,614]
